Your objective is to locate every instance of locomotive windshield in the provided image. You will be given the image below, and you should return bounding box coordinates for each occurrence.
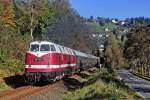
[40,44,50,51]
[30,44,39,52]
[29,43,56,52]
[50,45,56,51]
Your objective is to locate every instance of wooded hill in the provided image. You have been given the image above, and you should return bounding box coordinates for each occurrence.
[0,0,95,77]
[125,25,150,75]
[0,0,150,77]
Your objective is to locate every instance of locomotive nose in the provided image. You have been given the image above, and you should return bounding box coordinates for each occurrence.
[25,52,50,65]
[36,52,41,57]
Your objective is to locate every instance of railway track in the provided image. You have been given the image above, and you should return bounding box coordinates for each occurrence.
[0,80,63,100]
[0,67,98,100]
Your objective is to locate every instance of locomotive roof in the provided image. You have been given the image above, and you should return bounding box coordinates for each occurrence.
[30,41,99,59]
[30,41,53,44]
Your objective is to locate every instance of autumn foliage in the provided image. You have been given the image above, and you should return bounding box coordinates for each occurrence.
[105,32,126,69]
[0,0,94,77]
[0,0,15,27]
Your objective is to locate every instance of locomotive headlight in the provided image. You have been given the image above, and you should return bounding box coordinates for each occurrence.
[26,65,31,68]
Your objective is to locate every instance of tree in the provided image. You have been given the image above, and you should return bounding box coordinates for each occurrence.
[105,32,125,69]
[13,0,56,40]
[0,0,15,27]
[125,26,150,75]
[45,0,92,52]
[96,17,105,26]
[28,0,56,40]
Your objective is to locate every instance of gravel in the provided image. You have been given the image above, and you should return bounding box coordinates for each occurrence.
[25,82,68,100]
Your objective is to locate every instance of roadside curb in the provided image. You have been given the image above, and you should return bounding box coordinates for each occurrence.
[117,71,145,99]
[129,72,150,99]
[130,71,150,81]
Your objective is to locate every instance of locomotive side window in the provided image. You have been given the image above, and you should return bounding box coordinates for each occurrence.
[69,49,72,54]
[64,47,68,54]
[30,44,39,52]
[67,49,70,54]
[50,45,56,51]
[59,47,62,52]
[70,50,73,55]
[62,47,65,53]
[40,44,50,51]
[73,51,76,55]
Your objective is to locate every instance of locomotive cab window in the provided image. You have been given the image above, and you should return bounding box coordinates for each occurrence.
[50,45,56,51]
[40,44,50,51]
[30,44,39,52]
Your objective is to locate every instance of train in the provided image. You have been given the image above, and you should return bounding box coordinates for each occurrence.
[24,41,100,84]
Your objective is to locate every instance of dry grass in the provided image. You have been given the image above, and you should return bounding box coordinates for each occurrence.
[64,68,142,100]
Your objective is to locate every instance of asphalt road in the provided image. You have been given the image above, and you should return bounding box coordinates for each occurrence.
[117,70,150,100]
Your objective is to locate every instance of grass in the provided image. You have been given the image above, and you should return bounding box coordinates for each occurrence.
[0,50,23,77]
[0,78,11,92]
[0,50,24,91]
[63,68,142,100]
[0,59,23,77]
[86,22,118,32]
[86,22,102,32]
[0,64,23,92]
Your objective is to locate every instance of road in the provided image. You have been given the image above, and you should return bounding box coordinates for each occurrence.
[117,70,150,100]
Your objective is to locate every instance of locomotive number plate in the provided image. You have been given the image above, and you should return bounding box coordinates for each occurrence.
[34,58,43,61]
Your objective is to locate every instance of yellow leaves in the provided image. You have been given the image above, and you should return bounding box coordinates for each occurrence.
[0,70,6,77]
[105,32,126,69]
[0,0,16,27]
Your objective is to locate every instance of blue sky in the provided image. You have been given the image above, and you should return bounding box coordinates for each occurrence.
[70,0,150,19]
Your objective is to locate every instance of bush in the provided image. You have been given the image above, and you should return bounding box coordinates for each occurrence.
[0,49,24,77]
[0,50,8,63]
[63,68,141,100]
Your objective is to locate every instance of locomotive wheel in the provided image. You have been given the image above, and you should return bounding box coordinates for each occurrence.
[24,74,37,85]
[53,77,57,82]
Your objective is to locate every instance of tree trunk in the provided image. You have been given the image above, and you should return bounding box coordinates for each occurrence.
[30,3,34,41]
[30,27,33,41]
[112,60,115,69]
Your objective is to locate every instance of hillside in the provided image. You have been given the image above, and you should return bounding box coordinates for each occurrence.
[86,22,118,32]
[0,0,95,91]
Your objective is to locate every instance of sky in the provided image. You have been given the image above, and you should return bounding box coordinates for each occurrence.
[70,0,150,19]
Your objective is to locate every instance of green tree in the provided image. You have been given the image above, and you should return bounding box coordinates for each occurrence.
[105,32,126,69]
[125,26,150,75]
[13,0,56,40]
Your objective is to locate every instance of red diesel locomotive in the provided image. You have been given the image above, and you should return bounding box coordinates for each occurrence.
[24,41,99,84]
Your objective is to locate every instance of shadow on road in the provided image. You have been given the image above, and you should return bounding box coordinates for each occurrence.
[134,87,150,93]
